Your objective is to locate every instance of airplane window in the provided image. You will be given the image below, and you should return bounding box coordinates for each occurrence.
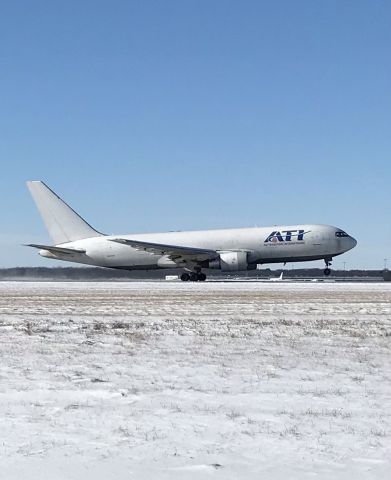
[335,231,349,238]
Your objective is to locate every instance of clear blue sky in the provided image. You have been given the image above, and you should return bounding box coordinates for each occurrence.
[1,0,390,269]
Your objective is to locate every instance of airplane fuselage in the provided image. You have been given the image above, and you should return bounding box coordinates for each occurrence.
[39,223,357,271]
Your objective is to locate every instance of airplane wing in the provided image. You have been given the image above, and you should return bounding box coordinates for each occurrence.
[25,244,86,255]
[108,238,218,262]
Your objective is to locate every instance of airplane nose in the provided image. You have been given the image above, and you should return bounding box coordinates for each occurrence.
[349,237,357,250]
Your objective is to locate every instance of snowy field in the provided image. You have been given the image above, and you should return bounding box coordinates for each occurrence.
[0,281,390,479]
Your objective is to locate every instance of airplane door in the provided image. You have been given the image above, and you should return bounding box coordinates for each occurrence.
[312,232,321,245]
[312,231,325,254]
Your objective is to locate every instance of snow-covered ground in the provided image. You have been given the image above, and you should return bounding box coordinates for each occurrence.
[0,281,390,479]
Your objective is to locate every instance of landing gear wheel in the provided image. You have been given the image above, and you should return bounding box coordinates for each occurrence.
[189,272,198,282]
[197,273,206,281]
[180,273,190,282]
[323,258,332,276]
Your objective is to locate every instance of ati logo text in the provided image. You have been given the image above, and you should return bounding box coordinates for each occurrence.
[265,230,307,243]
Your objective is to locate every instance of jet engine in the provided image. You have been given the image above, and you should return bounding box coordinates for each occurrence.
[209,251,250,271]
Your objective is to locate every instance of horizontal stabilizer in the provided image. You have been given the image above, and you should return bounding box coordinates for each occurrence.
[25,244,86,255]
[109,238,217,261]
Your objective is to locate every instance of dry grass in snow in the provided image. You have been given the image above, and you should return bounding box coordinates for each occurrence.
[0,281,390,479]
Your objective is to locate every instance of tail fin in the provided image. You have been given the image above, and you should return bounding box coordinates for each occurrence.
[27,181,103,244]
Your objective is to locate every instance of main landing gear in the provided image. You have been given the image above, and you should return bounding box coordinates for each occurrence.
[180,272,207,282]
[324,258,332,276]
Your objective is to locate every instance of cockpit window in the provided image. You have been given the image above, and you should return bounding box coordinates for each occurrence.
[335,231,349,238]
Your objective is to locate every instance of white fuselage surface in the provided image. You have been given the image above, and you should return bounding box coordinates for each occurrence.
[40,224,356,270]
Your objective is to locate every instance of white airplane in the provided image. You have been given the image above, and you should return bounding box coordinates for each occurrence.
[25,181,357,281]
[269,272,284,282]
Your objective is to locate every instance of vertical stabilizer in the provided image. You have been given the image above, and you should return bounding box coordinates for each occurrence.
[27,181,102,244]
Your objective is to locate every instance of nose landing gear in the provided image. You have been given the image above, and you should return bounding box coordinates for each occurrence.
[324,258,332,276]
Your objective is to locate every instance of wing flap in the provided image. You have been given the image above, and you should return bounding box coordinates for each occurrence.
[109,238,217,262]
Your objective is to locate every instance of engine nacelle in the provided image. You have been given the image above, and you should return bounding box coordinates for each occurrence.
[209,251,249,271]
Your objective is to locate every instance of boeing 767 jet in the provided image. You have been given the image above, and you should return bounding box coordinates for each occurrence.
[26,181,357,281]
